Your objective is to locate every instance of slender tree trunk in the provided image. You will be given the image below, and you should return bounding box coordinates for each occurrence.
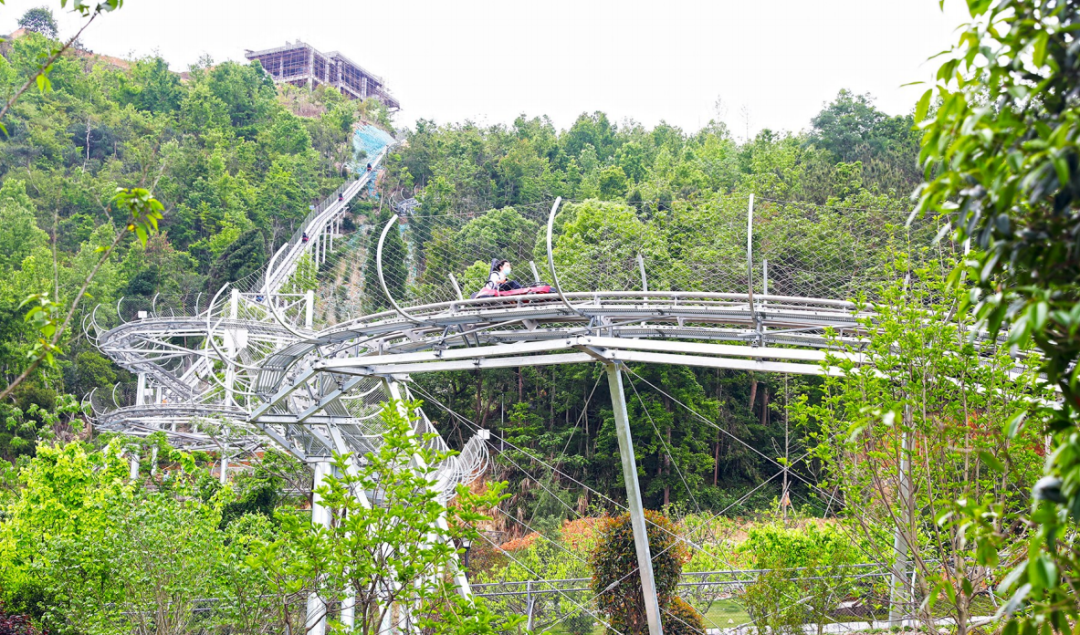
[760,386,769,427]
[661,394,671,506]
[475,369,483,424]
[713,432,721,486]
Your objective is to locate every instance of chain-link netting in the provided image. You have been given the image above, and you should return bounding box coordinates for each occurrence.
[338,196,950,322]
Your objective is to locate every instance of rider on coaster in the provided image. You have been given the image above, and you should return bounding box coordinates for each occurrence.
[489,258,522,292]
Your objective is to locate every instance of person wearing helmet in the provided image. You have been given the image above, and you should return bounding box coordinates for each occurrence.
[489,258,522,292]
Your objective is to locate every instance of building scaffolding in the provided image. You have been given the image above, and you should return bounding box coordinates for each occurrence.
[245,40,400,110]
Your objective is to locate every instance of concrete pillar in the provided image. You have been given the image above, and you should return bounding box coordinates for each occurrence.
[606,362,663,635]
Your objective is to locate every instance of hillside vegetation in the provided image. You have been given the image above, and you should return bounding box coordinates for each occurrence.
[0,31,389,460]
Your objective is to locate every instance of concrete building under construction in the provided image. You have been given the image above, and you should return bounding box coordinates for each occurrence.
[245,40,400,110]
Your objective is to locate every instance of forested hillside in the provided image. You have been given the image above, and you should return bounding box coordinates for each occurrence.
[0,29,391,460]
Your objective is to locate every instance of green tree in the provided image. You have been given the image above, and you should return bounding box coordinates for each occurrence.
[913,2,1080,628]
[598,165,629,200]
[590,510,702,634]
[791,259,1047,635]
[207,229,267,292]
[116,56,183,114]
[254,400,515,634]
[16,7,57,39]
[0,181,48,272]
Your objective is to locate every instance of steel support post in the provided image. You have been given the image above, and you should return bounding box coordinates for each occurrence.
[129,450,139,481]
[746,193,755,306]
[888,404,914,627]
[306,459,333,635]
[305,290,315,329]
[338,462,355,631]
[136,372,146,406]
[605,362,664,635]
[225,290,239,406]
[326,428,373,633]
[382,379,473,600]
[526,580,535,631]
[220,451,228,485]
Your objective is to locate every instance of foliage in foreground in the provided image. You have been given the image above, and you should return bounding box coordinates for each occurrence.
[0,401,516,635]
[254,400,517,635]
[792,259,1047,635]
[913,1,1080,629]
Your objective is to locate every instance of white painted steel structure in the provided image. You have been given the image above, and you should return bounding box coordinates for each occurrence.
[245,198,889,635]
[87,145,393,452]
[92,184,967,633]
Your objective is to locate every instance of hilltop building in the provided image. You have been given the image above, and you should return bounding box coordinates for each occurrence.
[245,41,399,110]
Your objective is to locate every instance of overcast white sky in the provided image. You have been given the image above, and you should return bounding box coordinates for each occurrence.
[2,1,970,137]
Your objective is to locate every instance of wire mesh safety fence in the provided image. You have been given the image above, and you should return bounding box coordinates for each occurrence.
[341,195,954,324]
[469,564,896,634]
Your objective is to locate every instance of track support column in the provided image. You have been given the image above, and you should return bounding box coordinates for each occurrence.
[136,372,146,406]
[889,409,914,627]
[605,362,663,635]
[306,459,333,635]
[382,379,473,600]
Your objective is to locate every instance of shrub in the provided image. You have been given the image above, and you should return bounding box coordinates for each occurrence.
[0,613,43,635]
[664,596,706,634]
[742,567,806,635]
[739,523,860,635]
[590,511,689,634]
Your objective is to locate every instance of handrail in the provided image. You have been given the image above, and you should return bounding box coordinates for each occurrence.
[261,144,392,294]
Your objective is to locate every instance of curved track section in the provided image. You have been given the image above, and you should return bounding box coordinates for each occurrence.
[250,292,867,422]
[90,140,393,451]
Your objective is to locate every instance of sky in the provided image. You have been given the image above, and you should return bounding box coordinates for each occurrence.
[1,0,971,138]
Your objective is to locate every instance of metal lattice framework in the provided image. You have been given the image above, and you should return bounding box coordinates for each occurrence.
[93,177,1028,634]
[88,145,392,451]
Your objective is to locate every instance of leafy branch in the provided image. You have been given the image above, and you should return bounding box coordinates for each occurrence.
[0,187,161,402]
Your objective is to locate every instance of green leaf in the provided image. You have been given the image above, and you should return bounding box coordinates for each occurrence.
[978,450,1005,473]
[1033,31,1049,67]
[916,89,933,122]
[1006,410,1027,438]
